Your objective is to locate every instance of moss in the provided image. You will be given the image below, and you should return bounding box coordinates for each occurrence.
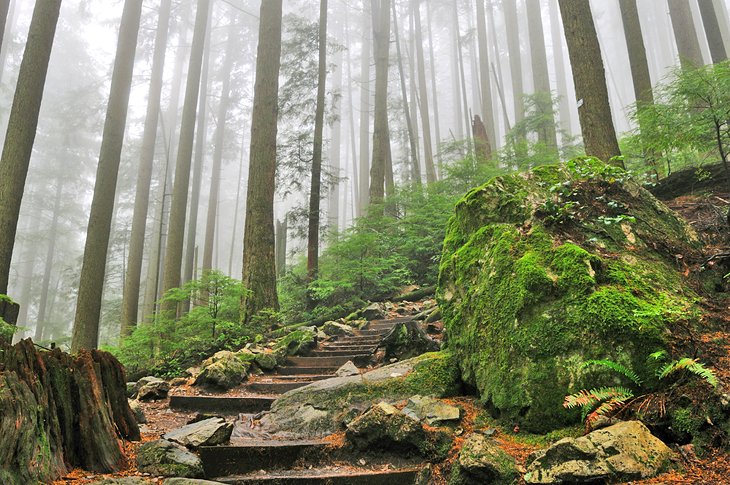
[274,328,316,356]
[438,159,702,433]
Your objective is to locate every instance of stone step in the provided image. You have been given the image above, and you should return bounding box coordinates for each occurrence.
[320,345,376,352]
[287,354,370,367]
[359,330,389,336]
[211,467,424,484]
[335,337,381,345]
[311,349,374,357]
[246,381,312,394]
[268,374,332,382]
[169,395,275,414]
[200,440,327,477]
[276,366,337,376]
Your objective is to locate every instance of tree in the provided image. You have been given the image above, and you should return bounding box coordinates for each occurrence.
[307,0,328,282]
[240,0,283,323]
[369,0,391,209]
[619,0,654,109]
[503,0,525,127]
[160,0,210,318]
[559,0,622,166]
[475,0,495,159]
[413,0,436,183]
[0,0,61,299]
[357,1,371,217]
[667,0,704,69]
[0,0,9,56]
[548,0,573,138]
[697,0,727,64]
[121,0,172,337]
[72,0,143,352]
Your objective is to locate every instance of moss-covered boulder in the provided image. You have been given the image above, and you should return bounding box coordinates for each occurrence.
[259,351,462,437]
[450,433,518,485]
[137,440,203,478]
[194,351,251,389]
[274,327,317,356]
[438,158,703,432]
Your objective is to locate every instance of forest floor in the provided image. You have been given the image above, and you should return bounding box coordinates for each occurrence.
[53,191,730,485]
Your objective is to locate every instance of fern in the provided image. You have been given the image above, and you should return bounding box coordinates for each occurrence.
[564,386,634,410]
[659,358,718,388]
[582,359,643,386]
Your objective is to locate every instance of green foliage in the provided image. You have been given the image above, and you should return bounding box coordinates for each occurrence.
[109,271,260,378]
[658,358,718,388]
[581,360,642,386]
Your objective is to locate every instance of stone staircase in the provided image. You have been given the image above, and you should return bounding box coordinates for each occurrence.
[171,317,428,483]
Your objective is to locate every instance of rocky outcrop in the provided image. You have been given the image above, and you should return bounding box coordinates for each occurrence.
[438,159,703,432]
[136,377,170,401]
[0,340,139,485]
[259,352,462,437]
[274,327,318,357]
[524,421,673,483]
[163,417,233,449]
[137,440,203,478]
[450,432,518,485]
[378,320,439,361]
[194,351,251,389]
[361,302,386,321]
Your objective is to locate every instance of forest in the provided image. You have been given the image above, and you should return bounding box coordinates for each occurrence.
[0,0,730,484]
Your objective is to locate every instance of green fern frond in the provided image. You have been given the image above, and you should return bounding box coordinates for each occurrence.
[582,359,642,386]
[649,350,668,361]
[659,358,718,387]
[564,386,634,410]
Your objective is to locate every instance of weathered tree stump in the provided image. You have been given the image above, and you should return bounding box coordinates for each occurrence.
[0,339,139,484]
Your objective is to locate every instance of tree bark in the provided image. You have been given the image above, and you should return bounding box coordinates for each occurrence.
[425,1,443,175]
[327,20,343,236]
[72,0,143,352]
[667,0,704,68]
[275,217,287,278]
[121,0,172,336]
[160,0,210,318]
[240,0,283,322]
[454,3,472,150]
[503,0,525,126]
[697,0,727,63]
[559,0,622,166]
[413,0,436,183]
[475,0,495,159]
[548,0,573,139]
[35,174,64,343]
[357,1,371,217]
[0,0,61,297]
[0,0,9,57]
[369,0,390,209]
[619,0,654,108]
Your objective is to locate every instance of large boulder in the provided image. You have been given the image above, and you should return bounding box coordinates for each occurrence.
[450,433,518,485]
[524,421,673,484]
[194,351,250,389]
[274,327,317,356]
[137,440,203,478]
[402,395,460,426]
[378,320,439,360]
[259,352,462,437]
[163,417,233,449]
[361,302,386,321]
[137,378,170,401]
[322,321,355,337]
[438,159,703,432]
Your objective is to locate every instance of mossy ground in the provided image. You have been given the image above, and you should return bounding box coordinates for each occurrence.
[438,158,704,432]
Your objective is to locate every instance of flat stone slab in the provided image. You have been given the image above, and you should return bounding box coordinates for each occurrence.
[163,417,233,449]
[212,467,424,484]
[169,395,275,414]
[246,381,312,394]
[200,440,327,477]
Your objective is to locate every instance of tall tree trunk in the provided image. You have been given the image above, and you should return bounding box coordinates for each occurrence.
[619,0,654,108]
[548,0,573,140]
[228,131,246,277]
[185,2,213,283]
[121,0,172,337]
[413,0,436,183]
[369,0,391,209]
[0,0,9,58]
[35,174,64,342]
[450,5,464,140]
[345,18,360,208]
[240,0,283,322]
[160,0,210,318]
[667,0,704,68]
[713,0,730,54]
[425,1,443,175]
[275,217,287,278]
[327,22,343,237]
[14,213,40,333]
[357,1,371,217]
[697,0,727,63]
[526,0,558,154]
[559,0,622,166]
[475,0,495,159]
[203,21,236,272]
[0,0,61,297]
[392,0,420,184]
[503,0,525,126]
[72,0,143,352]
[454,3,472,150]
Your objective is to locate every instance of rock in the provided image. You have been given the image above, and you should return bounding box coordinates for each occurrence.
[126,381,137,398]
[402,395,460,425]
[346,402,451,460]
[438,159,703,432]
[274,327,317,356]
[425,308,442,323]
[194,351,250,389]
[254,351,277,371]
[322,321,355,337]
[128,399,146,424]
[93,478,149,485]
[137,378,170,401]
[379,320,439,361]
[524,421,673,484]
[426,322,443,335]
[163,479,225,485]
[362,302,386,321]
[185,367,201,378]
[259,351,461,438]
[335,361,360,377]
[451,433,518,485]
[170,377,188,387]
[163,417,233,449]
[137,439,203,478]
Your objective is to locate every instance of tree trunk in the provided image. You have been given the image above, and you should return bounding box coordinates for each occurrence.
[306,0,328,282]
[0,0,61,297]
[357,1,371,217]
[327,20,343,237]
[203,21,236,273]
[454,3,472,150]
[475,0,495,159]
[619,0,654,108]
[72,0,143,352]
[697,0,727,63]
[240,0,283,322]
[667,0,704,68]
[526,0,558,154]
[559,0,622,166]
[369,0,391,209]
[425,1,443,175]
[121,0,172,337]
[0,0,9,57]
[0,340,139,484]
[275,217,287,278]
[392,0,420,184]
[503,0,525,126]
[548,0,573,139]
[228,132,246,277]
[413,0,436,183]
[450,5,464,140]
[160,0,210,318]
